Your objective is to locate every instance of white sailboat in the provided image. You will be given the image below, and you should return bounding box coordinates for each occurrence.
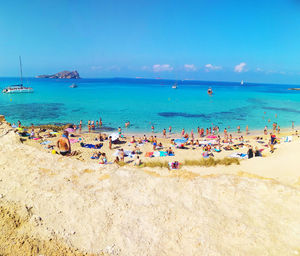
[2,56,34,94]
[241,80,244,85]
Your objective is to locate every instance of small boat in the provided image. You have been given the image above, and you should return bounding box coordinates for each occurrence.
[2,86,33,94]
[69,83,78,88]
[172,82,178,89]
[207,88,213,95]
[2,56,33,94]
[241,80,244,85]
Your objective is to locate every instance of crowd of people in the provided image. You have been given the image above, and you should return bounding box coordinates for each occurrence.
[12,115,294,169]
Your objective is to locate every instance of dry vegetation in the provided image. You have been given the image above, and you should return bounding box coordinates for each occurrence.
[141,157,239,168]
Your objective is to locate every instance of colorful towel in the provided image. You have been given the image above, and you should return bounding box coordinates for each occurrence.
[70,138,79,144]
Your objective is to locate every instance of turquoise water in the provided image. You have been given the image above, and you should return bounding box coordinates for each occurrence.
[1,77,300,133]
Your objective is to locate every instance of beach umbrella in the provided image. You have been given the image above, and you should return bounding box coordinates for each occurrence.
[65,128,75,133]
[110,133,119,142]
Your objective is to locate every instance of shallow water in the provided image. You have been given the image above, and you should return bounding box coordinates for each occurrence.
[1,77,300,133]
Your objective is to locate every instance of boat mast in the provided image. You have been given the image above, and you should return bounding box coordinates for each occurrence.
[19,56,23,86]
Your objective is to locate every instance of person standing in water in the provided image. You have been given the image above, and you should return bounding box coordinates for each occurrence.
[99,118,103,127]
[151,125,155,133]
[181,128,185,136]
[246,125,249,135]
[264,126,268,135]
[169,126,172,134]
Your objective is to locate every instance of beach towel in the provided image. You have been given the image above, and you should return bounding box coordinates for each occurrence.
[174,138,188,144]
[40,140,51,145]
[113,150,134,158]
[70,138,79,144]
[229,153,248,159]
[159,151,167,157]
[207,135,217,139]
[153,151,160,157]
[145,152,154,157]
[283,136,292,142]
[80,143,103,149]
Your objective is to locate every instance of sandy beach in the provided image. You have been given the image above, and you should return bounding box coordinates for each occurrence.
[1,115,300,255]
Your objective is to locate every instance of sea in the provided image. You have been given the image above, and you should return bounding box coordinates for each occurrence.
[1,77,300,133]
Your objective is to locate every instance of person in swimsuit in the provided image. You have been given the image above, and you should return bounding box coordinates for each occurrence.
[109,136,112,150]
[57,131,71,156]
[163,128,166,138]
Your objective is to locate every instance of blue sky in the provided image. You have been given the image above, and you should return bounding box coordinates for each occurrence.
[0,0,300,83]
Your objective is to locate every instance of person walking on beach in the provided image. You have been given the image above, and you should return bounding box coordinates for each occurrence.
[246,125,249,135]
[163,128,166,138]
[264,126,268,135]
[57,131,71,156]
[109,136,112,150]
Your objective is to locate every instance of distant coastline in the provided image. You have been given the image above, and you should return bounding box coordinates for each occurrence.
[36,70,80,79]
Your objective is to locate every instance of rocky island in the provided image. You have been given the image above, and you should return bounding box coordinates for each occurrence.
[36,70,80,79]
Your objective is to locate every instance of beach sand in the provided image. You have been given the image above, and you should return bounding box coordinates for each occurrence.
[1,118,300,255]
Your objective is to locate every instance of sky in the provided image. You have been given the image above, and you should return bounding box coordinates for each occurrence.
[1,0,300,84]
